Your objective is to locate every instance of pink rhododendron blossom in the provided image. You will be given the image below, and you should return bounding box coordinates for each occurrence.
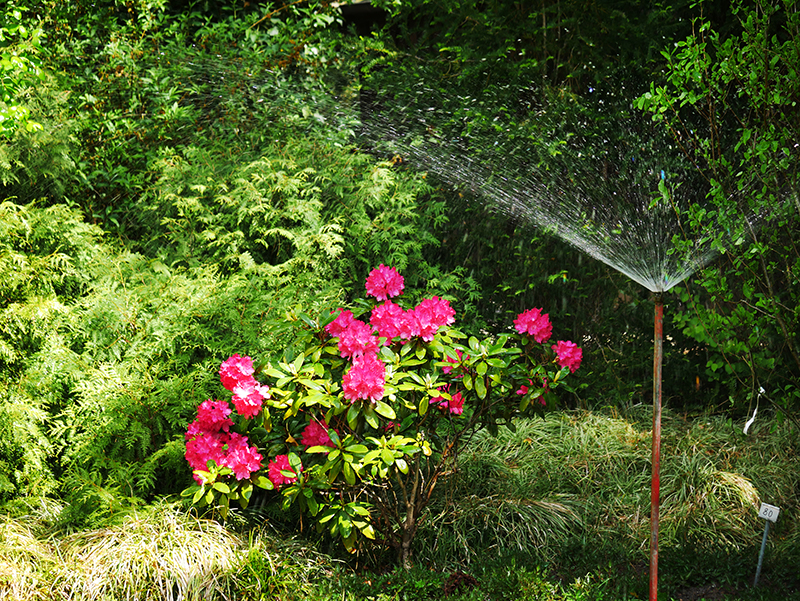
[447,390,465,415]
[397,309,419,340]
[418,296,456,327]
[325,308,356,337]
[232,377,270,419]
[404,297,456,342]
[301,419,334,449]
[336,318,380,358]
[552,340,583,373]
[370,300,406,342]
[219,354,256,391]
[195,399,233,432]
[185,429,230,484]
[515,380,547,405]
[429,385,465,415]
[222,432,263,480]
[415,296,455,339]
[268,454,300,488]
[514,308,553,343]
[342,352,386,402]
[365,264,404,301]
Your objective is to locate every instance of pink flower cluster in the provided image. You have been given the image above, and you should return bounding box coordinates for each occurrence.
[552,340,582,373]
[343,352,386,402]
[300,418,334,449]
[515,379,548,406]
[324,309,386,403]
[370,296,455,343]
[219,354,270,418]
[429,384,465,415]
[268,454,301,488]
[333,315,380,359]
[513,308,582,373]
[365,264,405,300]
[514,308,553,343]
[325,266,457,404]
[185,399,263,484]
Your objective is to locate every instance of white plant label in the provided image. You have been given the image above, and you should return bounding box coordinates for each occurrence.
[758,503,780,523]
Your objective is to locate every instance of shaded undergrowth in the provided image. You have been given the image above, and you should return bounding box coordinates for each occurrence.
[1,408,797,600]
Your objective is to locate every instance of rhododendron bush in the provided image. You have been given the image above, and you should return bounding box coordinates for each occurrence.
[183,265,581,565]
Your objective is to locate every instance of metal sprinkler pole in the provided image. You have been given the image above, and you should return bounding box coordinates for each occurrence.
[650,295,664,601]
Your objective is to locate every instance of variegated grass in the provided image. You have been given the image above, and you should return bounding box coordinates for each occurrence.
[417,408,778,567]
[52,501,243,601]
[0,515,57,601]
[1,499,335,601]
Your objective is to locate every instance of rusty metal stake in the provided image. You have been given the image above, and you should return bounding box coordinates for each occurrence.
[650,295,664,601]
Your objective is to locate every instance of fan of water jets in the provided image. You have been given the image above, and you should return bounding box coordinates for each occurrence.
[354,72,781,601]
[357,81,766,293]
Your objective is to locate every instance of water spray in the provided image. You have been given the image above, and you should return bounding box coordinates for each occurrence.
[357,79,772,601]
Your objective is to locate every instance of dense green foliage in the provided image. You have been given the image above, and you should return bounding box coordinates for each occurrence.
[637,0,800,418]
[2,411,798,600]
[0,0,798,596]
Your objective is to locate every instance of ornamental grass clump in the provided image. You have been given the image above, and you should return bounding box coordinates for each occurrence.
[0,516,57,601]
[51,502,242,601]
[183,265,582,566]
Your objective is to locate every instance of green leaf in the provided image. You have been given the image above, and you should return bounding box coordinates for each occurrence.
[264,367,289,379]
[346,404,360,429]
[306,493,319,515]
[363,449,382,463]
[350,504,371,517]
[475,376,487,399]
[338,515,352,539]
[212,482,230,494]
[418,396,429,415]
[374,399,396,419]
[319,510,336,524]
[299,312,317,328]
[343,462,356,486]
[364,406,379,429]
[307,445,335,454]
[253,475,274,490]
